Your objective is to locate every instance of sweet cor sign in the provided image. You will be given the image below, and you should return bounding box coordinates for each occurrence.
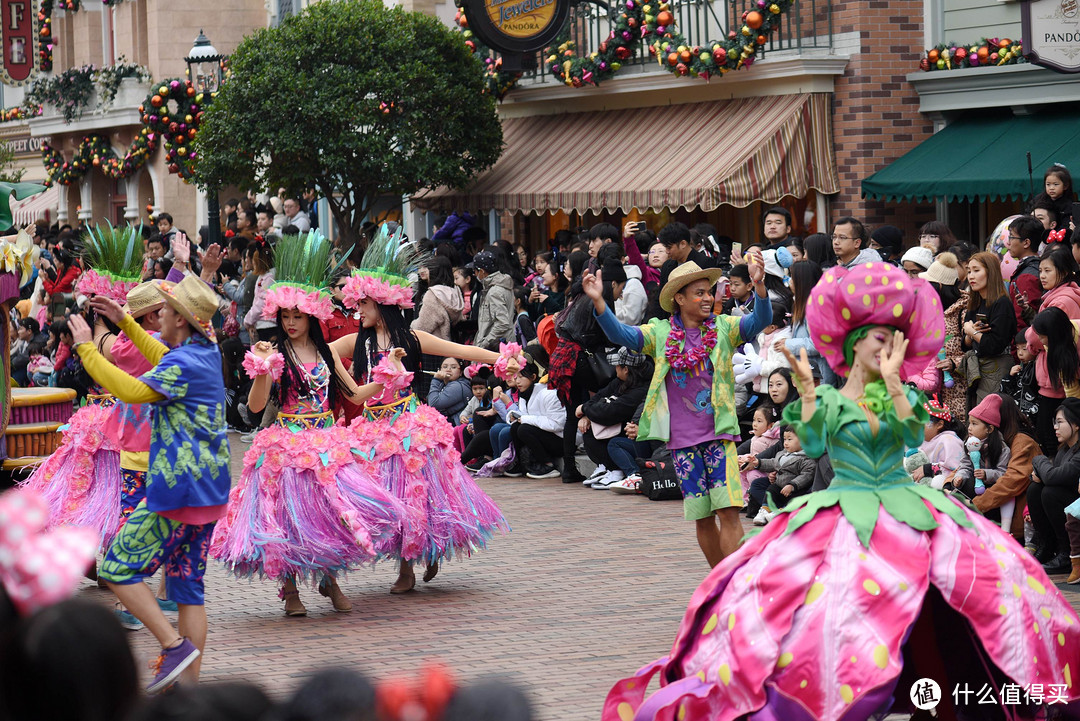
[1022,0,1080,73]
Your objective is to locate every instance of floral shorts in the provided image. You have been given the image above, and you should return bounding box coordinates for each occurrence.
[119,468,146,522]
[672,439,742,520]
[100,499,216,605]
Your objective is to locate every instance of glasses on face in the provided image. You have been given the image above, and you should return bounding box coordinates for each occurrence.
[831,234,853,242]
[1008,235,1022,242]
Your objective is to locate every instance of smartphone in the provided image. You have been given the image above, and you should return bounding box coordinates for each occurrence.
[976,313,988,324]
[732,241,743,259]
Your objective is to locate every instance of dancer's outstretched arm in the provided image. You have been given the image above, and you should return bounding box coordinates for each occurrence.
[69,315,165,404]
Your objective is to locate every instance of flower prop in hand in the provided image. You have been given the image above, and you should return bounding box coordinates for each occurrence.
[242,350,284,381]
[371,355,414,393]
[493,342,526,381]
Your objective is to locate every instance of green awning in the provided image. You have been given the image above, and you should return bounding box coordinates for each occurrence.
[862,111,1080,203]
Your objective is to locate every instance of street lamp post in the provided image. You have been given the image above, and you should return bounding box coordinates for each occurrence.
[184,30,226,249]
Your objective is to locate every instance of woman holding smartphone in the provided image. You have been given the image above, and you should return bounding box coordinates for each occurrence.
[962,252,1017,404]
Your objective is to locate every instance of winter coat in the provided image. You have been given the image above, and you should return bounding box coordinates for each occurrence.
[427,376,471,422]
[516,382,566,437]
[431,212,476,249]
[919,430,966,477]
[754,326,792,393]
[411,284,464,341]
[245,270,276,330]
[1009,254,1042,329]
[757,449,816,492]
[42,264,80,295]
[582,377,648,428]
[615,265,647,326]
[1040,281,1080,320]
[474,271,514,351]
[1032,440,1080,489]
[963,295,1016,358]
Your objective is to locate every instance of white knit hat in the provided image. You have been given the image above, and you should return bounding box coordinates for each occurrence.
[901,245,934,271]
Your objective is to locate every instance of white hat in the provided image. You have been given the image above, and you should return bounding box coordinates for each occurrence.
[901,245,934,271]
[761,249,787,280]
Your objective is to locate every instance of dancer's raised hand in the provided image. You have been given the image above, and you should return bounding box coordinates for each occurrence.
[880,330,909,390]
[68,314,93,345]
[251,340,276,359]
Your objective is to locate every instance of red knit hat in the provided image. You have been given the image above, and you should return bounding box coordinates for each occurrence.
[969,393,1003,429]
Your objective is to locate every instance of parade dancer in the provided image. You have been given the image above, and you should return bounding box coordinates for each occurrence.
[581,254,772,567]
[68,275,231,693]
[210,231,408,617]
[332,225,515,594]
[21,223,146,549]
[604,262,1080,720]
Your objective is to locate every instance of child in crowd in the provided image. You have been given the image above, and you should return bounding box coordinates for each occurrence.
[1002,329,1039,421]
[915,397,967,484]
[427,357,471,424]
[27,341,52,387]
[738,405,780,507]
[753,425,816,526]
[752,301,791,394]
[948,406,1011,503]
[513,287,537,346]
[721,264,755,317]
[460,374,499,470]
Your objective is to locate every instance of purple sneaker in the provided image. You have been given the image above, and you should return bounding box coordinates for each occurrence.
[146,637,200,694]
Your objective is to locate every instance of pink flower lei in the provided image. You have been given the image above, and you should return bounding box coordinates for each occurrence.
[341,272,414,310]
[665,315,718,372]
[263,283,335,322]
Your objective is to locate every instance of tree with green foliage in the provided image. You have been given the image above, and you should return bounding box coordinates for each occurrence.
[193,0,503,246]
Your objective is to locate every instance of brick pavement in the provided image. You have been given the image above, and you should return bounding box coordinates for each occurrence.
[76,434,1080,721]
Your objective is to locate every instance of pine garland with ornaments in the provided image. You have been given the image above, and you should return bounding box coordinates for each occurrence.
[41,132,156,186]
[547,0,794,86]
[139,79,211,182]
[919,37,1025,70]
[38,0,54,72]
[453,5,520,98]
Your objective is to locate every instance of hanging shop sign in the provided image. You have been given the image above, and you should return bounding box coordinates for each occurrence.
[1,0,36,84]
[462,0,570,53]
[1022,0,1080,73]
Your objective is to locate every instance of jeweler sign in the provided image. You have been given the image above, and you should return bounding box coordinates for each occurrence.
[463,0,570,53]
[0,0,35,84]
[1022,0,1080,73]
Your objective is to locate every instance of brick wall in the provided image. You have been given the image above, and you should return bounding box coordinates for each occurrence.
[829,0,937,242]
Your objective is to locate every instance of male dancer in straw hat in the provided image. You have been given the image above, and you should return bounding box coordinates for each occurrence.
[582,253,771,567]
[68,275,230,693]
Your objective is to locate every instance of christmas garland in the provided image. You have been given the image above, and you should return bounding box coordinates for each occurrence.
[0,105,42,123]
[458,0,794,94]
[454,6,521,98]
[139,79,210,182]
[22,61,148,123]
[38,0,53,72]
[919,37,1025,71]
[41,131,156,186]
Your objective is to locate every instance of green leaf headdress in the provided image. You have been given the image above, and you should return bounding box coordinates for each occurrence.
[340,223,425,310]
[262,229,341,322]
[76,220,145,304]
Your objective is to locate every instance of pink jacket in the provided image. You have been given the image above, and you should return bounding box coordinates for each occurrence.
[906,355,940,392]
[1040,281,1080,320]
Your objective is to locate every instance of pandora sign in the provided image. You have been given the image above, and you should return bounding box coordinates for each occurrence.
[1022,0,1080,73]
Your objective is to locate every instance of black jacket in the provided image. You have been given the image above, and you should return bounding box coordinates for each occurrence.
[963,295,1015,358]
[1033,442,1080,488]
[582,378,647,427]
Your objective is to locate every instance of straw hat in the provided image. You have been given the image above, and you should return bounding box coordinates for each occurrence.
[659,261,726,313]
[124,280,165,319]
[154,276,219,343]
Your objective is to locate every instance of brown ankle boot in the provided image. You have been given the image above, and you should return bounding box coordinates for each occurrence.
[1068,557,1080,585]
[319,579,353,612]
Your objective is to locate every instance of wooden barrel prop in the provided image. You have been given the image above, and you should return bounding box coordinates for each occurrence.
[4,422,64,459]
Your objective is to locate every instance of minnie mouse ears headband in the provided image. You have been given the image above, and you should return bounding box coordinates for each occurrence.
[0,488,97,616]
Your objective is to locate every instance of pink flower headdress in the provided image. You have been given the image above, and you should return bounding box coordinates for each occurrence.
[340,223,424,311]
[261,229,340,322]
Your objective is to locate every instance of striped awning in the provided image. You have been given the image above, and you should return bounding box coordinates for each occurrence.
[11,185,58,227]
[412,93,837,214]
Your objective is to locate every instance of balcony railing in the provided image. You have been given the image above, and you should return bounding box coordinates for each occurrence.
[518,0,832,84]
